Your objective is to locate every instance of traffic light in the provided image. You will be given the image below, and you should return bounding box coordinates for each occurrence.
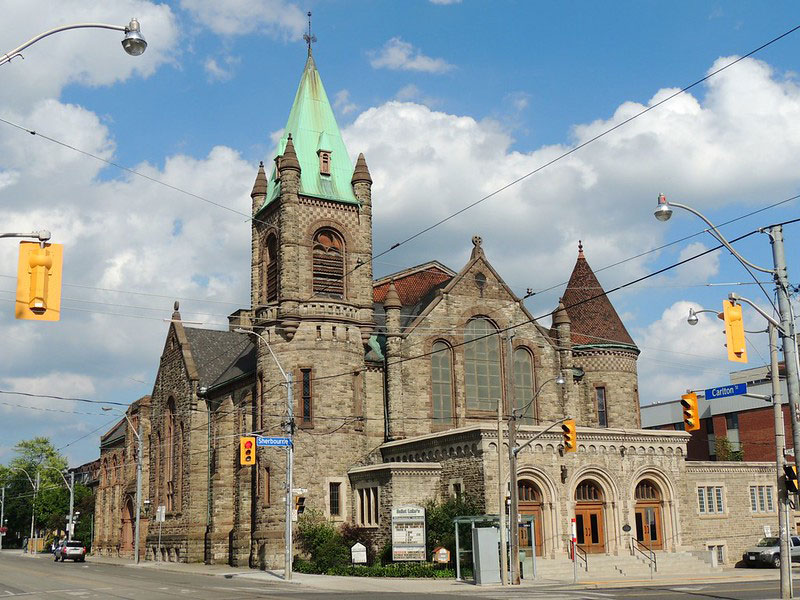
[15,241,63,321]
[239,436,255,466]
[295,495,306,515]
[785,464,799,494]
[562,419,577,453]
[722,300,747,363]
[680,393,700,431]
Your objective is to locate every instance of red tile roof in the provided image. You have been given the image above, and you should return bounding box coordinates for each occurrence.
[374,264,453,306]
[561,244,637,349]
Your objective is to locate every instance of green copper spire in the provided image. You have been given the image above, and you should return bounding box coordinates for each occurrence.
[260,53,358,211]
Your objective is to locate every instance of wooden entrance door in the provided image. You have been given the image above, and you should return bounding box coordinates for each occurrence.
[634,480,663,550]
[518,480,544,556]
[575,506,605,553]
[635,505,663,550]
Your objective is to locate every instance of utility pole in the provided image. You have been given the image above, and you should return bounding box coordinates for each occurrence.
[67,471,74,541]
[770,226,800,480]
[1,486,5,550]
[285,373,294,582]
[497,358,508,586]
[505,333,520,585]
[134,420,143,564]
[769,323,791,599]
[30,471,39,550]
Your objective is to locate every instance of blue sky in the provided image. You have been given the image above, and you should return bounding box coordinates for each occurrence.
[1,0,799,467]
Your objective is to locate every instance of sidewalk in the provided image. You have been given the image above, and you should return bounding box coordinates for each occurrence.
[29,551,787,594]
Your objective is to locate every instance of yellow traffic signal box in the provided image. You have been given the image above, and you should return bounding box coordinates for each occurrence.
[562,419,577,453]
[722,300,747,363]
[240,436,255,466]
[15,241,63,321]
[680,393,700,431]
[785,464,799,494]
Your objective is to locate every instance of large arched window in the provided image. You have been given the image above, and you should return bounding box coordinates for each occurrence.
[513,348,535,424]
[262,233,278,303]
[431,341,453,426]
[312,228,345,298]
[464,318,502,413]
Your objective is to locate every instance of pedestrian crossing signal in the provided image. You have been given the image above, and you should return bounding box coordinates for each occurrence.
[240,436,255,466]
[785,464,799,494]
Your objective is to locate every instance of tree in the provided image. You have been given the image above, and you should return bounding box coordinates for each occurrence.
[715,436,744,461]
[0,437,70,547]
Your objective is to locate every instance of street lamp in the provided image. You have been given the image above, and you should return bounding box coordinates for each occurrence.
[507,373,567,585]
[688,295,790,598]
[0,18,147,67]
[40,466,74,541]
[9,467,38,552]
[234,327,294,581]
[653,193,800,498]
[101,406,143,564]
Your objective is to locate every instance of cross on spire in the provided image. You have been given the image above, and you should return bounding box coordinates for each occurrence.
[303,11,316,56]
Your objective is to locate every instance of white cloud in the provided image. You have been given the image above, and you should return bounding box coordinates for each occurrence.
[334,90,358,116]
[180,0,306,38]
[204,54,241,82]
[505,91,530,112]
[672,241,720,284]
[369,37,454,73]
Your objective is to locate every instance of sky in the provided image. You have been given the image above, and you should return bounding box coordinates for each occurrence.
[1,0,799,467]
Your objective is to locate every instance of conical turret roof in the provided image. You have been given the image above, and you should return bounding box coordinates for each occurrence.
[561,242,638,351]
[259,54,358,211]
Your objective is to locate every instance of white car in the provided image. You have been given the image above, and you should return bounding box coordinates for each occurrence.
[55,541,86,562]
[742,536,800,568]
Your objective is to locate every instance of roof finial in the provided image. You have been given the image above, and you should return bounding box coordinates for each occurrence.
[303,11,316,57]
[578,240,584,258]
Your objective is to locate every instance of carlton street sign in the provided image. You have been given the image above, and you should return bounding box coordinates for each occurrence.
[704,383,747,400]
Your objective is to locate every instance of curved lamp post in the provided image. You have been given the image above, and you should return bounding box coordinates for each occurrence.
[0,18,147,67]
[234,327,294,582]
[7,467,38,551]
[39,466,74,542]
[653,193,800,498]
[508,373,568,585]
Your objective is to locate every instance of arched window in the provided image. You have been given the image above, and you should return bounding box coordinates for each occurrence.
[464,318,502,413]
[175,422,184,511]
[431,341,453,426]
[262,233,278,303]
[513,348,535,424]
[102,459,109,487]
[312,229,345,298]
[518,480,542,502]
[575,480,604,502]
[635,480,661,502]
[112,455,118,484]
[165,399,175,512]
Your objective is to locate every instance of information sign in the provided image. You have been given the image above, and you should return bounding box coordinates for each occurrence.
[351,542,367,564]
[704,383,747,400]
[257,436,292,447]
[391,505,426,562]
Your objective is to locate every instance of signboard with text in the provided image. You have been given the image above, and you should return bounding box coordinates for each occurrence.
[704,383,747,400]
[257,436,291,447]
[391,505,426,562]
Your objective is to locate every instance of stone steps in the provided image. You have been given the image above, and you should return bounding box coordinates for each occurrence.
[528,550,720,580]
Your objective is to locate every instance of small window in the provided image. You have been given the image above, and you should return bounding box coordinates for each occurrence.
[452,482,462,500]
[575,480,603,502]
[312,229,345,299]
[431,341,453,426]
[300,368,313,426]
[698,486,725,514]
[726,413,739,430]
[357,486,379,527]
[749,485,774,513]
[596,387,607,427]
[319,150,331,175]
[513,348,535,424]
[329,482,341,517]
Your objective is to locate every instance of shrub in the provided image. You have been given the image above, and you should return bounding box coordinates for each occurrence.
[425,493,482,561]
[295,510,350,572]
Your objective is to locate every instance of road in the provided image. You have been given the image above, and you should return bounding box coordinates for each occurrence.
[0,551,794,599]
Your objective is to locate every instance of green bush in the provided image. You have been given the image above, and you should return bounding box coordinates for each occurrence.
[295,510,350,572]
[324,562,455,578]
[425,493,482,561]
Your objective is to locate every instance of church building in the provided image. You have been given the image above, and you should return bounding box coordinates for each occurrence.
[94,45,787,573]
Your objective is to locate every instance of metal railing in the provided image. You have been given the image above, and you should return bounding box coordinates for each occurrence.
[631,537,657,577]
[575,543,588,572]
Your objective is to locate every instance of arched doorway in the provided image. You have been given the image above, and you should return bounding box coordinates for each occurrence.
[517,480,544,556]
[121,497,133,553]
[575,480,605,554]
[634,479,663,550]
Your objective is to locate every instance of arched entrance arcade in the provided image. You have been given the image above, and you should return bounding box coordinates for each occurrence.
[634,479,663,550]
[121,497,134,554]
[574,480,605,554]
[517,479,545,557]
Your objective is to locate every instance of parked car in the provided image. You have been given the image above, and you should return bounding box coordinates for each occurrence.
[55,540,86,562]
[742,536,800,568]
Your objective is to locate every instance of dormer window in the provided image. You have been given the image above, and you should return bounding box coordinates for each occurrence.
[274,156,281,182]
[318,149,331,175]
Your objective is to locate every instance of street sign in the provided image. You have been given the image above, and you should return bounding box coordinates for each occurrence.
[257,436,292,447]
[292,488,308,494]
[704,383,747,400]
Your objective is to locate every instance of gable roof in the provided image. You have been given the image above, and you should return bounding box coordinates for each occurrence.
[561,243,638,351]
[259,53,358,211]
[372,261,455,331]
[183,327,256,389]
